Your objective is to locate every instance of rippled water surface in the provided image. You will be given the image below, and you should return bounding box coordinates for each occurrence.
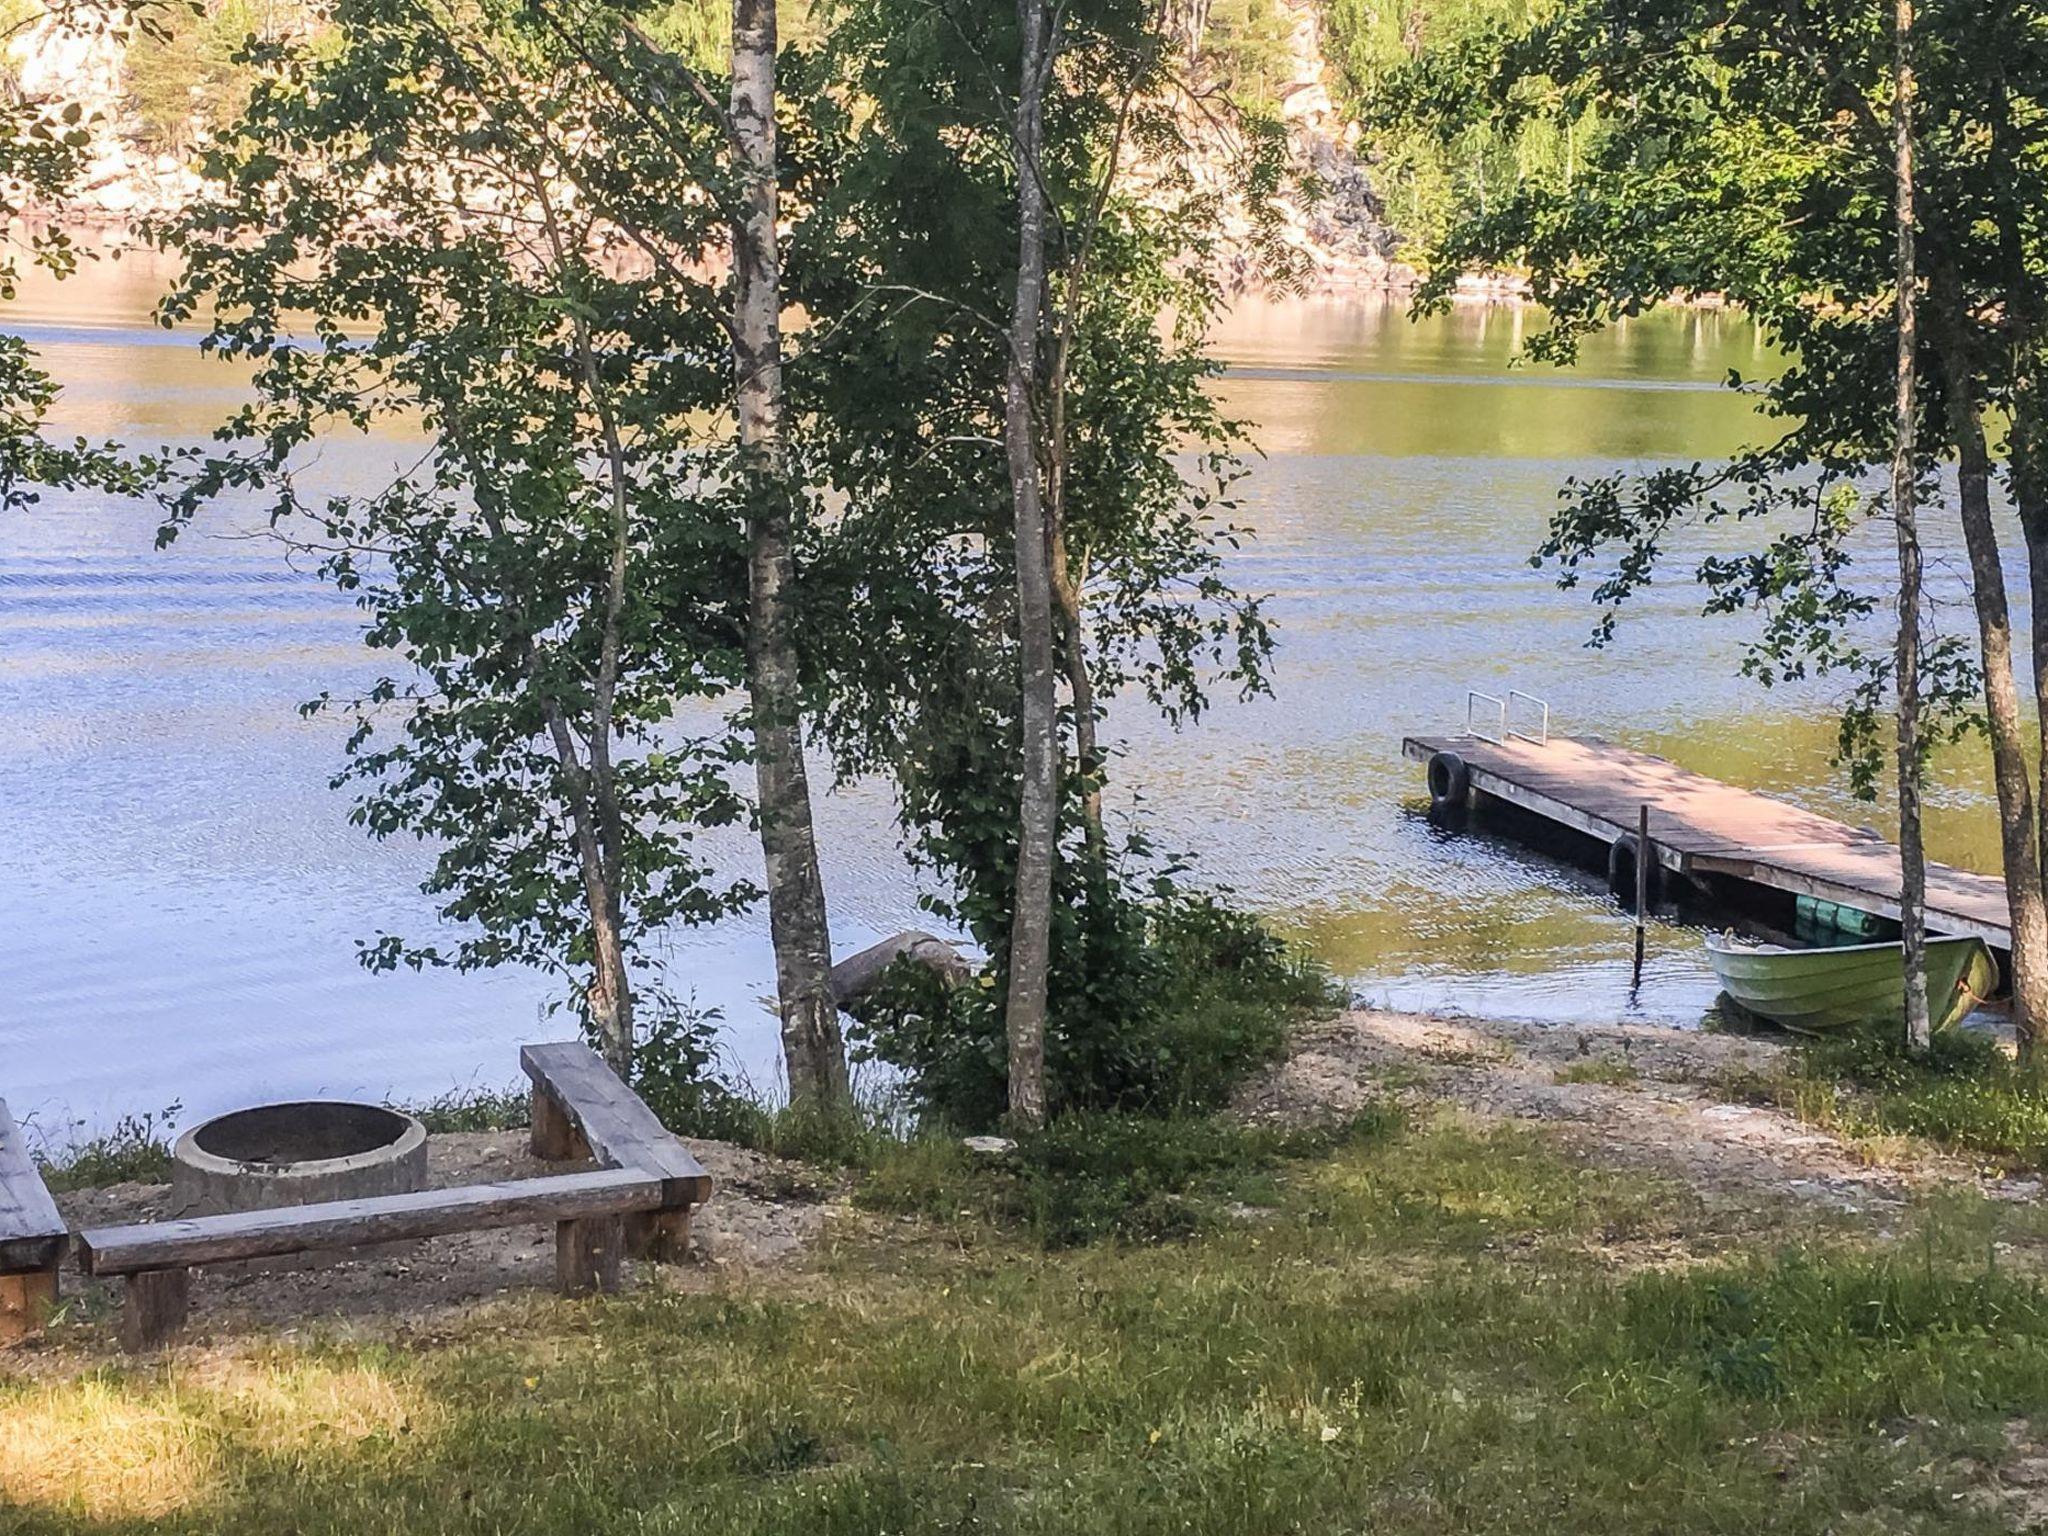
[0,257,2015,1132]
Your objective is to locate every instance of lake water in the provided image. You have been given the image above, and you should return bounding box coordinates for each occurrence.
[0,254,2013,1139]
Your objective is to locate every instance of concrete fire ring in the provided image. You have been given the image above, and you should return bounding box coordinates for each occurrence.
[170,1101,429,1218]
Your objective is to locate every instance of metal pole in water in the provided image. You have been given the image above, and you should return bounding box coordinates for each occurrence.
[1632,803,1650,988]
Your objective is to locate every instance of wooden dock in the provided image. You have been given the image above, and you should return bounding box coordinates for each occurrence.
[1403,733,2014,949]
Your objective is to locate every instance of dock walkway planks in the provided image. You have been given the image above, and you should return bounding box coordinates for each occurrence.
[1403,733,2013,948]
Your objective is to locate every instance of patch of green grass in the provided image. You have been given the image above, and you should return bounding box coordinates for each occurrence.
[400,1085,532,1135]
[6,1117,2041,1534]
[709,1091,916,1169]
[858,1107,1404,1248]
[31,1106,181,1192]
[1717,1026,2048,1169]
[1554,1056,1641,1088]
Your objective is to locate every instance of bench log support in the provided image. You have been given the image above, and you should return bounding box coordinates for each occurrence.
[521,1043,712,1265]
[625,1208,691,1263]
[120,1268,190,1353]
[0,1099,66,1346]
[0,1267,58,1345]
[556,1216,624,1295]
[531,1087,589,1161]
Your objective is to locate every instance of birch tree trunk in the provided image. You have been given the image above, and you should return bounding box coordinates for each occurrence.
[732,0,849,1106]
[1002,0,1055,1129]
[1936,321,2048,1062]
[1891,0,1930,1054]
[1047,523,1104,863]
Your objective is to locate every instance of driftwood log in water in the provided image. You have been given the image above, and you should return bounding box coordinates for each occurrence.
[830,930,976,1017]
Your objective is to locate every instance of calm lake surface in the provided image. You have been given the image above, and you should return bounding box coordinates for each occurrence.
[0,255,2015,1137]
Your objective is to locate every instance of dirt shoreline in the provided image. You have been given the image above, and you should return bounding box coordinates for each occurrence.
[1242,1008,2040,1216]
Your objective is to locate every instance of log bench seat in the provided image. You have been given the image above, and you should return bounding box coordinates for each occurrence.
[77,1168,665,1351]
[0,1098,67,1345]
[37,1039,713,1352]
[521,1041,712,1261]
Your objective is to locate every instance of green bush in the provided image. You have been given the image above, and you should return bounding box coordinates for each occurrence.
[403,1084,531,1133]
[621,1004,764,1145]
[852,891,1338,1132]
[33,1105,181,1191]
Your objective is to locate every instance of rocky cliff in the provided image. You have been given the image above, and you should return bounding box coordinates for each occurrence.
[24,0,1410,292]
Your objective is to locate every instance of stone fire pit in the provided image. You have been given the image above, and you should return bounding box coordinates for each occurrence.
[170,1101,428,1218]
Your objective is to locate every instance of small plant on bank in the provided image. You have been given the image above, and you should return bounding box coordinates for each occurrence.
[1718,1024,2048,1169]
[31,1104,182,1192]
[614,1001,906,1167]
[403,1085,532,1134]
[1555,1056,1641,1088]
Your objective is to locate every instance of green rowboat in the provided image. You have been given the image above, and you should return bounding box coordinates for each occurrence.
[1705,932,1999,1034]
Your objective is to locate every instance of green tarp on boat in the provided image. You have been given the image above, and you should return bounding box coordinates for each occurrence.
[1705,932,1999,1034]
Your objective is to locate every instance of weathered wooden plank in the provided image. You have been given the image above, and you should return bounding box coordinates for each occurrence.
[520,1043,713,1207]
[77,1169,662,1276]
[829,929,974,1009]
[1404,733,2013,943]
[0,1098,66,1274]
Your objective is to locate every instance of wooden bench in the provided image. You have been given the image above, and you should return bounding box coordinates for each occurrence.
[0,1099,67,1345]
[521,1042,712,1262]
[78,1169,663,1351]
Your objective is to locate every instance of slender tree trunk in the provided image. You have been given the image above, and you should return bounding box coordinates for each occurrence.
[1935,317,2048,1060]
[732,0,848,1106]
[1039,93,1134,872]
[1002,0,1056,1129]
[468,445,636,1079]
[2014,445,2048,964]
[2009,405,2048,1073]
[1047,523,1104,863]
[1044,330,1102,863]
[1891,0,1930,1053]
[583,881,635,1077]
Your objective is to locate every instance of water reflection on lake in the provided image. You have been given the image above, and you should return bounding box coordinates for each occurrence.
[0,256,2015,1131]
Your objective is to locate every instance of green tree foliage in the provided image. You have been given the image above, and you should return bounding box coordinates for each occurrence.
[134,0,1307,1111]
[123,0,282,152]
[1330,0,1595,256]
[0,0,166,509]
[1197,0,1296,111]
[860,894,1337,1129]
[154,0,760,1065]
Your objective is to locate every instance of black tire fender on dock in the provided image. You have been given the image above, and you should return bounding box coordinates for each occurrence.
[1607,833,1663,910]
[1426,751,1470,816]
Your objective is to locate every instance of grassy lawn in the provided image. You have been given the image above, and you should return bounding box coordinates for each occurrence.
[7,1113,2048,1533]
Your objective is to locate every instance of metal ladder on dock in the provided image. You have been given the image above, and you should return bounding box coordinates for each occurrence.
[1465,688,1550,747]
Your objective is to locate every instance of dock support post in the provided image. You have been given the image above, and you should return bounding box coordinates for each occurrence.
[1632,804,1650,988]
